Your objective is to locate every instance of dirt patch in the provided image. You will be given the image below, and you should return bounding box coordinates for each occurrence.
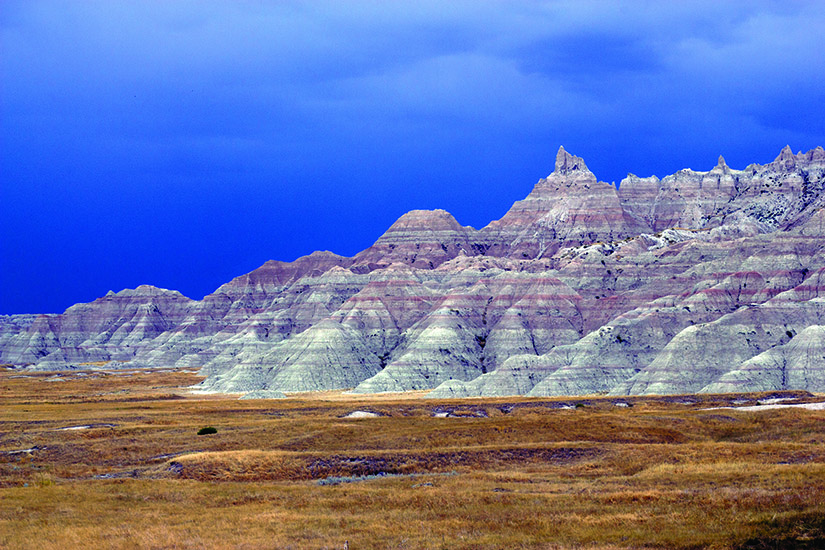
[165,446,603,482]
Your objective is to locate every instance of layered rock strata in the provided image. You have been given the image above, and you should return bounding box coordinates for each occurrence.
[2,146,824,397]
[482,147,649,258]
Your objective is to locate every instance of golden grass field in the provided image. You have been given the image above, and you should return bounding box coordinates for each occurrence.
[1,368,824,549]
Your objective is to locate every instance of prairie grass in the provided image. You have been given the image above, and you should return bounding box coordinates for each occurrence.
[0,369,823,549]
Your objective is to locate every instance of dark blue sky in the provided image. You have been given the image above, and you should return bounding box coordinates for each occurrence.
[2,1,824,314]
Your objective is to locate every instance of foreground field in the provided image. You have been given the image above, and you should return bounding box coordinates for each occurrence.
[1,369,824,549]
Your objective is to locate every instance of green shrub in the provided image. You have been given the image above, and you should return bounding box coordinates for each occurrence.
[34,473,55,487]
[197,427,217,436]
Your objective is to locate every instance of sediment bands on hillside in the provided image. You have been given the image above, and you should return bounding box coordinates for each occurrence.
[2,146,824,397]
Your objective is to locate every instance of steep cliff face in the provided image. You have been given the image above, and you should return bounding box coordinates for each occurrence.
[618,156,739,232]
[4,146,825,398]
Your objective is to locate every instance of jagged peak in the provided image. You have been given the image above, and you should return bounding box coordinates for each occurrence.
[768,144,825,169]
[710,155,730,173]
[797,145,825,163]
[553,146,590,175]
[777,144,794,159]
[771,144,797,169]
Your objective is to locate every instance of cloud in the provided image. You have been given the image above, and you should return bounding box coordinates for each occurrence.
[4,1,823,180]
[2,0,825,313]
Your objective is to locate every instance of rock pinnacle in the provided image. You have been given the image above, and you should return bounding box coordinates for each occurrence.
[554,146,589,175]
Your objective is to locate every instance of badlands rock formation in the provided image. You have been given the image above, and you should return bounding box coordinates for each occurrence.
[2,145,824,397]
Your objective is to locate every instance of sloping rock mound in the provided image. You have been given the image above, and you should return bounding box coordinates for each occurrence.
[350,272,583,393]
[610,270,825,396]
[700,325,825,394]
[1,286,195,369]
[427,353,559,398]
[352,209,481,271]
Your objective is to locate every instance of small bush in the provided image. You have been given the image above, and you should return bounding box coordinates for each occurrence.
[197,427,217,436]
[34,473,55,487]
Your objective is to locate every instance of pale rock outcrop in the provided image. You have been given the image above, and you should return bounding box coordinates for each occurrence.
[200,319,385,393]
[618,156,739,231]
[611,270,825,395]
[0,314,38,364]
[199,266,436,393]
[528,242,816,397]
[427,352,561,398]
[140,256,365,376]
[350,272,583,393]
[700,325,825,393]
[618,145,825,233]
[239,390,287,400]
[0,314,60,365]
[4,286,194,369]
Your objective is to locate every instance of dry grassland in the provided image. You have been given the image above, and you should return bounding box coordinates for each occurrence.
[1,368,824,549]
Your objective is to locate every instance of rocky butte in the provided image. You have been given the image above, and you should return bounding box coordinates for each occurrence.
[2,146,824,398]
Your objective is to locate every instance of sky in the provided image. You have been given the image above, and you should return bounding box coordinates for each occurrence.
[2,0,824,314]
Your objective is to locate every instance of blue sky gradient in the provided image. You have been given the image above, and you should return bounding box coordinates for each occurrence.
[2,1,824,313]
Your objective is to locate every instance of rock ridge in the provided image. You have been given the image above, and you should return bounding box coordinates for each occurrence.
[3,146,825,398]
